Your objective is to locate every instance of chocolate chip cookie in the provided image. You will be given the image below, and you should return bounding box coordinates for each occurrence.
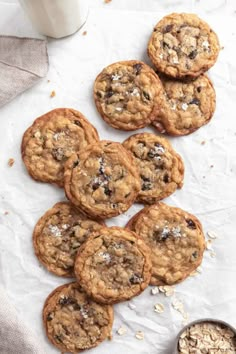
[123,133,184,204]
[147,13,220,78]
[43,282,113,353]
[74,227,152,304]
[94,60,162,130]
[126,203,205,285]
[21,108,99,187]
[33,202,105,277]
[64,141,141,219]
[152,74,216,136]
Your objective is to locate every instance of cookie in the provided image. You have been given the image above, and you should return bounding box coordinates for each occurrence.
[43,282,113,353]
[64,141,141,219]
[74,226,152,304]
[21,108,99,187]
[33,202,105,277]
[152,74,216,136]
[94,60,162,130]
[147,13,220,78]
[126,203,205,285]
[123,133,184,204]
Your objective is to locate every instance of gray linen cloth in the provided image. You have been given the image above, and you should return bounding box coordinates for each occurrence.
[0,287,46,354]
[0,35,48,107]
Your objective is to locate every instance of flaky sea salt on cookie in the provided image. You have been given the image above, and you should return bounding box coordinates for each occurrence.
[147,13,220,78]
[126,202,205,286]
[94,60,163,130]
[74,227,152,304]
[123,132,184,203]
[33,202,105,277]
[43,282,113,353]
[21,108,99,187]
[64,141,141,219]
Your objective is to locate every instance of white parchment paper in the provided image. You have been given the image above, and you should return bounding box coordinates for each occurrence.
[0,3,236,354]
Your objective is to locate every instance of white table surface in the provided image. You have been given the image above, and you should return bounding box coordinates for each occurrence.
[0,1,236,354]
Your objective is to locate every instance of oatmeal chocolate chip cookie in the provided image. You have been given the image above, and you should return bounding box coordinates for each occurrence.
[94,60,163,130]
[123,133,184,204]
[21,108,99,187]
[64,141,141,219]
[152,74,216,136]
[43,282,113,353]
[147,13,220,78]
[74,227,152,304]
[126,203,205,285]
[33,202,105,277]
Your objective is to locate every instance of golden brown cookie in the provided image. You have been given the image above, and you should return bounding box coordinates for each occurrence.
[43,282,113,353]
[123,133,184,204]
[21,108,99,187]
[33,202,105,277]
[126,203,205,286]
[152,74,216,136]
[74,227,152,304]
[64,141,141,219]
[94,60,162,130]
[147,13,220,78]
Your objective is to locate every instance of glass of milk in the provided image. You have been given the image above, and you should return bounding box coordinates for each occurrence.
[19,0,88,38]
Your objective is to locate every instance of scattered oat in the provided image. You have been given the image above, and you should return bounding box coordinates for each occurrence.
[151,287,159,295]
[158,285,175,297]
[154,303,165,313]
[207,231,218,239]
[8,158,15,167]
[210,250,216,258]
[202,40,210,49]
[82,31,87,36]
[135,331,144,340]
[190,270,198,277]
[159,53,164,59]
[206,239,213,250]
[50,90,56,98]
[128,302,136,310]
[201,141,206,145]
[117,327,127,336]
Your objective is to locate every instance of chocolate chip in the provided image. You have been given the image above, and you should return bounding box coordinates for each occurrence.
[192,251,198,258]
[163,24,173,34]
[104,186,112,196]
[186,219,196,229]
[129,274,142,284]
[189,98,200,105]
[73,160,79,168]
[92,182,100,190]
[197,87,202,93]
[163,41,170,49]
[142,182,152,191]
[133,63,142,75]
[74,120,82,127]
[111,203,118,209]
[105,90,114,98]
[163,173,169,183]
[141,175,150,182]
[47,312,54,321]
[188,50,198,59]
[59,296,76,306]
[125,192,131,198]
[143,91,150,101]
[54,335,63,343]
[96,91,102,98]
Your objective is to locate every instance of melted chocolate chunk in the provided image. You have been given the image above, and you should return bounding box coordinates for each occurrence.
[104,186,112,196]
[189,98,200,105]
[47,312,54,321]
[105,90,114,99]
[129,274,142,284]
[163,24,173,34]
[74,120,82,127]
[142,182,152,191]
[189,50,198,60]
[141,175,150,182]
[192,251,198,259]
[186,219,196,229]
[73,160,79,168]
[163,173,170,183]
[54,335,63,343]
[197,86,202,93]
[143,91,150,101]
[92,181,100,190]
[133,63,142,75]
[59,296,77,306]
[96,91,102,98]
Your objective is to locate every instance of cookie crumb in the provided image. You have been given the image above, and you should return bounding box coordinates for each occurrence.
[201,141,206,145]
[117,327,127,336]
[47,79,50,83]
[154,303,165,313]
[104,0,111,3]
[221,46,224,50]
[135,331,144,340]
[128,302,136,310]
[82,31,87,36]
[50,90,56,98]
[8,158,15,167]
[151,286,159,295]
[4,211,9,215]
[210,164,214,168]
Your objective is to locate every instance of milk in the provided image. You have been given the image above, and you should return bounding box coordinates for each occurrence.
[19,0,88,38]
